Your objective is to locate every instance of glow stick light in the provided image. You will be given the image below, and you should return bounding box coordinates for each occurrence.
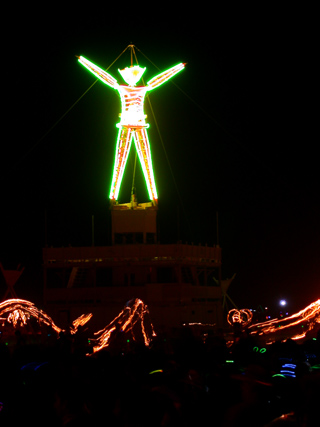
[78,56,185,204]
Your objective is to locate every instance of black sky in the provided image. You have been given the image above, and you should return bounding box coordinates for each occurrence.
[1,7,319,312]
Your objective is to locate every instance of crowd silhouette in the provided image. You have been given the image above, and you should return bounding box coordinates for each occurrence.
[0,322,319,426]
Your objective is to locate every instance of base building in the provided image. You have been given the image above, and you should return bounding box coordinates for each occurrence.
[42,202,223,332]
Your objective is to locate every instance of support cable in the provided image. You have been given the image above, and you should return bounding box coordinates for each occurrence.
[144,84,193,240]
[128,45,192,237]
[135,46,193,238]
[136,46,285,188]
[13,45,130,168]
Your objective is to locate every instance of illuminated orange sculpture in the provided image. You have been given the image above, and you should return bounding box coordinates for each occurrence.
[248,299,320,343]
[227,308,253,328]
[77,55,185,204]
[0,298,155,354]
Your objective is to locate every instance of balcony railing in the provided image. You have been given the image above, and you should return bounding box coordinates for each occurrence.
[43,243,221,265]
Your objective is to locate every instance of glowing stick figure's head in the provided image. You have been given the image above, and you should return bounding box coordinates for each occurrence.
[118,65,146,86]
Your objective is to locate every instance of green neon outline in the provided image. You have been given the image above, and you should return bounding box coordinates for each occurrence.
[78,56,185,202]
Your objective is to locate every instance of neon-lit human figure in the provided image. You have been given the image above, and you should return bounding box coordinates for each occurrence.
[77,55,185,205]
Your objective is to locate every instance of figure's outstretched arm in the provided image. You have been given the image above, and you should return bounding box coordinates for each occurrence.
[77,56,118,89]
[146,63,186,90]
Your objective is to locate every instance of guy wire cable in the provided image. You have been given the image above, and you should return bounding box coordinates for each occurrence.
[136,46,291,194]
[13,45,131,169]
[136,46,193,239]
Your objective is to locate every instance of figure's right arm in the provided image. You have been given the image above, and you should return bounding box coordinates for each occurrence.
[77,56,118,89]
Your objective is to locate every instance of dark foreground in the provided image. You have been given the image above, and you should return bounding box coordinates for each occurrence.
[1,326,320,426]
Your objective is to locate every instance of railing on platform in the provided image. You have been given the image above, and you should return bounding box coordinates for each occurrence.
[43,244,221,265]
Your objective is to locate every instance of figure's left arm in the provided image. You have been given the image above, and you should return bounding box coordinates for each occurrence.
[77,56,118,89]
[146,63,186,90]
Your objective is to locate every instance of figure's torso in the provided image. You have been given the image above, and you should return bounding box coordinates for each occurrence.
[118,85,148,127]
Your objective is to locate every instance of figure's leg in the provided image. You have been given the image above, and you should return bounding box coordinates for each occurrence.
[133,128,158,204]
[109,127,132,201]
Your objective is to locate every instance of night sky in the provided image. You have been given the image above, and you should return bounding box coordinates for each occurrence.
[1,8,319,313]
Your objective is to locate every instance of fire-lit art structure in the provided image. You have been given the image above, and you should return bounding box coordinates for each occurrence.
[0,299,92,335]
[91,298,156,353]
[2,298,319,353]
[247,299,320,343]
[227,300,320,344]
[0,299,63,334]
[227,308,253,328]
[0,298,155,353]
[77,55,185,204]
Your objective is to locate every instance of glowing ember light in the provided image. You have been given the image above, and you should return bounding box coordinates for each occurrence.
[247,299,320,343]
[0,299,63,334]
[7,309,28,327]
[227,308,253,328]
[90,298,156,353]
[183,322,216,327]
[0,298,156,354]
[70,313,93,334]
[77,54,185,204]
[0,299,94,338]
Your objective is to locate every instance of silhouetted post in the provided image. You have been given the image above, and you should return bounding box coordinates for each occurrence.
[92,215,95,246]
